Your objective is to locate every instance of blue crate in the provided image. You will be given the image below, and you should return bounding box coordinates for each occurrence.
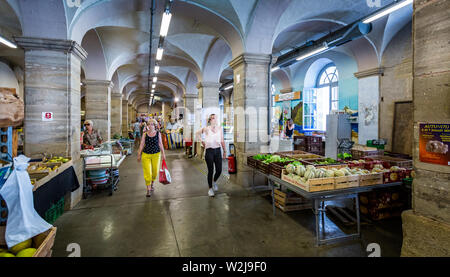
[0,127,13,162]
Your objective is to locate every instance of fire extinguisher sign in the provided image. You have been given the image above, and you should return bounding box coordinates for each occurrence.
[42,112,54,121]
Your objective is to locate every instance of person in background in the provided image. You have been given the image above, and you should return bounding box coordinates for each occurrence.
[82,120,103,149]
[133,120,141,147]
[195,114,226,197]
[137,119,166,197]
[284,118,295,139]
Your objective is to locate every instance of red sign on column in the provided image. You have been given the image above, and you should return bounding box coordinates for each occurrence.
[42,112,54,121]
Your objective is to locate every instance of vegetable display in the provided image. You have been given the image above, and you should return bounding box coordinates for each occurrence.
[254,154,295,164]
[312,158,340,165]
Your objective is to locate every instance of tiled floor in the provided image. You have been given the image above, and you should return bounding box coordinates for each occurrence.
[52,149,403,257]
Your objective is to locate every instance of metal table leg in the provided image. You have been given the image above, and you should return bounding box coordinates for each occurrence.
[314,199,320,247]
[356,194,361,237]
[270,180,276,216]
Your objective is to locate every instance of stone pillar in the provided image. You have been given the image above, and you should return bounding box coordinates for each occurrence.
[401,0,450,257]
[183,94,198,145]
[228,53,274,187]
[122,99,129,137]
[128,104,133,124]
[84,80,113,142]
[197,82,221,124]
[110,91,122,138]
[16,37,87,208]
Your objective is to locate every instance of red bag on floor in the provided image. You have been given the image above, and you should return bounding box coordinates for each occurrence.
[159,159,171,185]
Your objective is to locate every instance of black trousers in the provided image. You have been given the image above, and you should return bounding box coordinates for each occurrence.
[205,147,222,188]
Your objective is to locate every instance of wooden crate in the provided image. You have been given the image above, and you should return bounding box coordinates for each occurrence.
[276,150,309,157]
[359,172,383,186]
[257,161,270,175]
[289,153,323,160]
[0,226,56,257]
[364,155,412,169]
[247,156,258,168]
[334,175,359,189]
[269,161,296,179]
[275,201,313,212]
[302,158,346,169]
[274,189,310,205]
[281,170,334,192]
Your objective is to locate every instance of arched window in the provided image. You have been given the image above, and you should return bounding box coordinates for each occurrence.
[303,63,339,131]
[317,63,339,111]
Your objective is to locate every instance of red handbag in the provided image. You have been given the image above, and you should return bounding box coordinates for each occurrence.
[159,159,171,185]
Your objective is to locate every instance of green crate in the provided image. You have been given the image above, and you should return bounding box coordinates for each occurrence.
[403,178,413,186]
[44,197,65,224]
[366,140,385,150]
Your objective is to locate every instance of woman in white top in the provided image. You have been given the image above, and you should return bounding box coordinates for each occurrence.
[196,114,227,197]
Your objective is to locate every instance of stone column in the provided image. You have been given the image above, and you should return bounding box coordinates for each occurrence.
[122,99,129,137]
[197,82,221,124]
[183,94,198,145]
[110,91,122,138]
[84,80,113,142]
[401,0,450,257]
[15,37,87,208]
[228,53,274,187]
[128,104,133,124]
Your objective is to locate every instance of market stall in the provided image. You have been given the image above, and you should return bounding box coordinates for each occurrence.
[247,150,413,246]
[81,141,126,198]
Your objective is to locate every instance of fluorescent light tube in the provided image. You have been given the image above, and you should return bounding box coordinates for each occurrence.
[151,89,155,92]
[0,35,17,48]
[296,46,328,61]
[363,0,413,24]
[154,66,160,74]
[156,48,164,60]
[174,97,179,102]
[271,66,280,73]
[153,77,157,83]
[152,84,156,89]
[224,84,233,90]
[160,12,172,37]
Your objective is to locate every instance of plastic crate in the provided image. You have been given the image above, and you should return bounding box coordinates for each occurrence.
[0,127,13,162]
[44,197,65,224]
[366,140,385,150]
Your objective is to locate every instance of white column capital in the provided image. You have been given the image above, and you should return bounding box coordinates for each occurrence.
[354,67,385,79]
[85,79,114,89]
[196,82,221,90]
[229,53,274,69]
[15,36,88,61]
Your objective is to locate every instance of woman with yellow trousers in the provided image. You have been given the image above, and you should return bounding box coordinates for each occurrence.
[137,119,166,197]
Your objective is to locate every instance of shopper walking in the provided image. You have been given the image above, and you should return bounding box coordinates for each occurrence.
[137,119,166,197]
[196,114,226,197]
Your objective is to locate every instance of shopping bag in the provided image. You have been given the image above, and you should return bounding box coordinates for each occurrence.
[0,155,52,248]
[159,159,171,185]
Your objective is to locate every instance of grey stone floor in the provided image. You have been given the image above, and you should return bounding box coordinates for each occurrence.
[52,149,403,257]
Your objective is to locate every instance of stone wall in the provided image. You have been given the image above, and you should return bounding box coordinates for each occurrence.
[401,0,450,257]
[380,23,413,153]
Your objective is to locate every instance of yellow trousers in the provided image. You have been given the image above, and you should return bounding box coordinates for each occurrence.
[141,152,161,186]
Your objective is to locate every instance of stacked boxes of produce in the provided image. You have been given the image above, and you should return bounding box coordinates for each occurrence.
[293,135,323,155]
[0,226,57,257]
[351,144,383,159]
[359,187,407,221]
[249,154,295,175]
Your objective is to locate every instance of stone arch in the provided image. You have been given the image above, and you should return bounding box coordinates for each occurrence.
[81,29,108,80]
[202,38,232,83]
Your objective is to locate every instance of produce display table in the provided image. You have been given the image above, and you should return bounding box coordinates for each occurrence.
[33,166,80,218]
[251,168,402,246]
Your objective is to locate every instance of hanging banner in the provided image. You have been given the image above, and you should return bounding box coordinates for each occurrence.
[419,123,450,166]
[275,91,301,102]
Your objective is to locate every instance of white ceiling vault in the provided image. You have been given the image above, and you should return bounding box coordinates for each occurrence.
[0,0,412,107]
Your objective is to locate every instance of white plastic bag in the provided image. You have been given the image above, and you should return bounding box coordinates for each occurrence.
[0,155,52,248]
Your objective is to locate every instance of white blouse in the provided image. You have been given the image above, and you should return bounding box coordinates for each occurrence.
[204,127,222,149]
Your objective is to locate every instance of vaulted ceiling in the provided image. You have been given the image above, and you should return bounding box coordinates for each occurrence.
[0,0,412,110]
